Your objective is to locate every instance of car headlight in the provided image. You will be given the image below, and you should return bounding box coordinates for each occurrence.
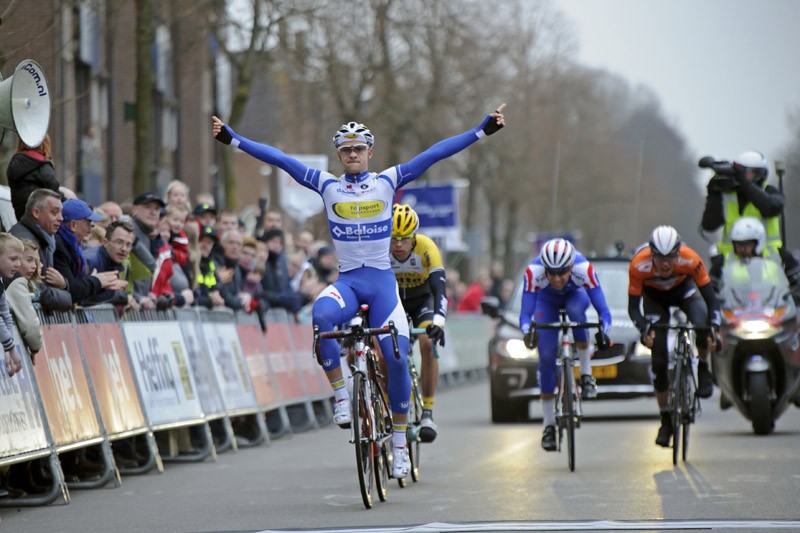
[634,342,651,357]
[497,338,539,360]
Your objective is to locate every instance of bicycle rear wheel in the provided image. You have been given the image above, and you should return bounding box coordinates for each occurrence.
[352,373,375,509]
[671,360,683,467]
[562,367,577,472]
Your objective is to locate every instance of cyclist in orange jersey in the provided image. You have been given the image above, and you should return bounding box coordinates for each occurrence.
[628,225,720,448]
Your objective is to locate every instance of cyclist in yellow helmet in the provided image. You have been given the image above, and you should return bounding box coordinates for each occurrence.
[390,204,446,442]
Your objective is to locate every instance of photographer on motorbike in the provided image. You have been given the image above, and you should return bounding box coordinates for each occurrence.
[700,151,800,304]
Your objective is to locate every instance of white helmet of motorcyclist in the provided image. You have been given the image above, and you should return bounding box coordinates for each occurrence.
[733,150,769,185]
[730,216,766,256]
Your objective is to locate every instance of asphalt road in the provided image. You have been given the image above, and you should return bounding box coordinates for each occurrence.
[2,381,800,533]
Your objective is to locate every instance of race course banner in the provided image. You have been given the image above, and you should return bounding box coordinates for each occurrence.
[204,322,259,413]
[180,320,225,417]
[35,323,102,446]
[77,323,146,436]
[264,321,306,404]
[122,322,204,426]
[237,322,280,409]
[0,335,48,458]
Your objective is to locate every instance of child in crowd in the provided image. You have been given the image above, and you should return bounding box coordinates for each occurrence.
[166,203,189,269]
[6,239,44,366]
[0,234,24,377]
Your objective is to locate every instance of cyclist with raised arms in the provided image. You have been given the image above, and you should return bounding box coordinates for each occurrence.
[212,105,506,478]
[519,238,612,452]
[390,204,447,442]
[627,225,720,448]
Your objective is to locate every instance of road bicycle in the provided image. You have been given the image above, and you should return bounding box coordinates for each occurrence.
[398,324,438,486]
[651,322,706,465]
[314,304,401,509]
[532,310,603,472]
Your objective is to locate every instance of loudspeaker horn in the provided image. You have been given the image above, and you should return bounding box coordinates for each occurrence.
[0,59,51,148]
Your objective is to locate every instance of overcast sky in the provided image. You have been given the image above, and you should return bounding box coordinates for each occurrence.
[552,0,800,170]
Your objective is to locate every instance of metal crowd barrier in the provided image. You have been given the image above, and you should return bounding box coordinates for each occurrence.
[1,303,491,508]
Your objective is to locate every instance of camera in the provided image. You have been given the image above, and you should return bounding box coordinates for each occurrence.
[698,155,737,192]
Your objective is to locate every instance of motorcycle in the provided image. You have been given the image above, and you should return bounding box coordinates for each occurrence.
[713,255,800,434]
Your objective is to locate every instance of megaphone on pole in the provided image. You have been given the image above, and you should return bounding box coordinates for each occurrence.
[0,59,51,148]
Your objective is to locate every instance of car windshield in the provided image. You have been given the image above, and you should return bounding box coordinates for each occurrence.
[507,259,629,315]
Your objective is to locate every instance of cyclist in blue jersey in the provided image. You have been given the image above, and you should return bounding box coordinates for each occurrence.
[212,105,506,477]
[519,238,612,452]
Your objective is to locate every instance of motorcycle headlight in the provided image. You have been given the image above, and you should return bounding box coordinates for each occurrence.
[498,338,539,360]
[732,319,780,340]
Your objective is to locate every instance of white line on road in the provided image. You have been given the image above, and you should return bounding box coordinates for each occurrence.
[251,519,800,532]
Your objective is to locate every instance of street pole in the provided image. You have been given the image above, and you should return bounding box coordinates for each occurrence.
[775,160,786,245]
[551,141,560,232]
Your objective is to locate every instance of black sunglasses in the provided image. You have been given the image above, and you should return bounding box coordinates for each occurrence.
[545,267,571,277]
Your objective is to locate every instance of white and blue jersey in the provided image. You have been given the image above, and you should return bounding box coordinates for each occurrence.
[518,253,612,395]
[225,119,492,414]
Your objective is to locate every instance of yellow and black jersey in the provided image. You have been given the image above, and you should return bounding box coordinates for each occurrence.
[391,234,444,301]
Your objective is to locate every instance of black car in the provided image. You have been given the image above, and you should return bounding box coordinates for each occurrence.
[482,256,653,423]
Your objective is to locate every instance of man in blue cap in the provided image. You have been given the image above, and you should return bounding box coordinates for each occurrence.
[53,198,128,305]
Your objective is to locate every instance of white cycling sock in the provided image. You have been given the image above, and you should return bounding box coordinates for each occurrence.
[392,426,407,449]
[541,399,555,426]
[577,346,592,376]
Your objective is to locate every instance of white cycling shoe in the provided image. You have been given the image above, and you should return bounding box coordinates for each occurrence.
[393,447,410,479]
[333,399,352,427]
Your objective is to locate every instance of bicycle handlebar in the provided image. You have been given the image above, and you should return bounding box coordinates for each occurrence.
[409,326,440,359]
[648,323,713,333]
[319,325,393,340]
[532,321,602,331]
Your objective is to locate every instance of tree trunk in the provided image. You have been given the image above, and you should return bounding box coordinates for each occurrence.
[133,0,155,194]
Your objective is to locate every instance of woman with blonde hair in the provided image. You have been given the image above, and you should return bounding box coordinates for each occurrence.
[164,180,191,211]
[6,133,61,220]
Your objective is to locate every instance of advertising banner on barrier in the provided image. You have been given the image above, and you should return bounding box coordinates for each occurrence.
[35,324,102,446]
[204,322,259,413]
[236,323,280,409]
[77,323,146,435]
[122,322,204,425]
[0,336,48,458]
[264,321,306,404]
[179,321,225,416]
[287,323,330,399]
[442,315,492,372]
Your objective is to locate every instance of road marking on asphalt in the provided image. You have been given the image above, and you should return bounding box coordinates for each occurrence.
[252,519,800,532]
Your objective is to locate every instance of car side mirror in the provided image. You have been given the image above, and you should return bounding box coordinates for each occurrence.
[480,296,501,318]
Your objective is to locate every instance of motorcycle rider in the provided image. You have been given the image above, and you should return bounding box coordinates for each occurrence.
[717,217,785,410]
[700,150,800,303]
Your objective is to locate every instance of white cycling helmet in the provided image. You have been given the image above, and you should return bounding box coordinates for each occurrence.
[649,225,681,256]
[730,216,766,255]
[733,150,769,184]
[332,122,375,148]
[540,238,576,270]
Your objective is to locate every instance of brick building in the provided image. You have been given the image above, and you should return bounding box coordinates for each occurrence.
[0,0,217,206]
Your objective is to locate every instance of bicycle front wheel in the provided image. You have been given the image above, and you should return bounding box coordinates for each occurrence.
[352,372,375,509]
[671,361,683,467]
[682,363,695,462]
[409,372,423,483]
[563,368,576,472]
